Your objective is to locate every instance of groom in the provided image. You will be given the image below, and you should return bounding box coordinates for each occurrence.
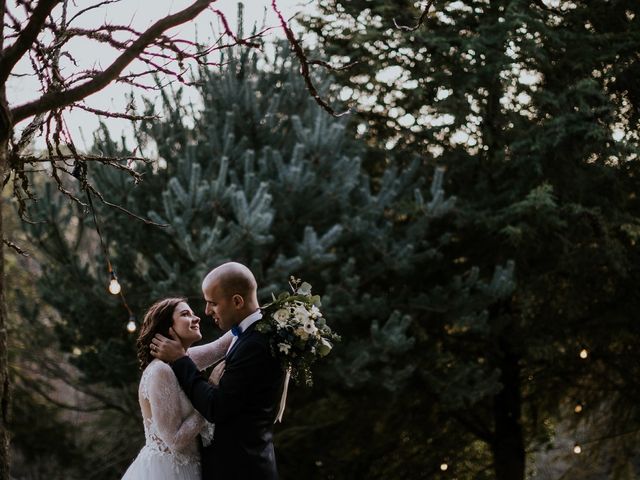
[151,262,285,480]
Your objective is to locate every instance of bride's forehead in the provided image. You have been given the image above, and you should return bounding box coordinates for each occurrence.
[174,302,192,313]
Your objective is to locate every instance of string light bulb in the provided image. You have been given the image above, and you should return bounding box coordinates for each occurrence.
[440,463,448,471]
[573,444,582,454]
[574,403,583,414]
[108,270,121,295]
[579,348,588,359]
[87,191,135,325]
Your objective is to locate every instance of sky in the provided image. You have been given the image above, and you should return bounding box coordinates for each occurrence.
[8,0,312,151]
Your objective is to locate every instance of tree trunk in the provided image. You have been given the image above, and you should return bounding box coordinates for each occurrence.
[492,344,525,480]
[0,86,11,480]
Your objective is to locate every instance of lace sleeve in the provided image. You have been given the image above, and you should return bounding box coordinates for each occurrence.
[187,330,233,370]
[147,362,205,453]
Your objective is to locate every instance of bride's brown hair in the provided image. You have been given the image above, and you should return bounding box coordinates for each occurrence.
[136,297,186,370]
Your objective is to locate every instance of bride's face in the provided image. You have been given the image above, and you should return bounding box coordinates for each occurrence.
[171,302,202,348]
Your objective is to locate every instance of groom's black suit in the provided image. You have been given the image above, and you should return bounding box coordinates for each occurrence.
[171,322,284,480]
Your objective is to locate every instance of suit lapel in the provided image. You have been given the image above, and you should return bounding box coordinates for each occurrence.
[225,322,259,361]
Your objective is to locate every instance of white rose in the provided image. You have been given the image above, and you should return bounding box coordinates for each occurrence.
[293,306,310,323]
[309,305,321,319]
[273,309,289,326]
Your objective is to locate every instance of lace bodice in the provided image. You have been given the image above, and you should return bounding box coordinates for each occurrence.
[137,332,232,465]
[139,361,204,465]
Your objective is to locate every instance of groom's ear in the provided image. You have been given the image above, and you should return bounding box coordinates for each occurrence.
[232,294,245,309]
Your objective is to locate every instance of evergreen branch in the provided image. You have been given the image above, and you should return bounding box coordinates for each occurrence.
[393,1,434,32]
[14,348,136,414]
[271,0,350,118]
[12,368,128,414]
[452,412,495,444]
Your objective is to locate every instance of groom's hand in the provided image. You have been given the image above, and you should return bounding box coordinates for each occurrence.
[151,328,187,363]
[208,360,225,386]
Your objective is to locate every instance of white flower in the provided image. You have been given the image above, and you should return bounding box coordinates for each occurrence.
[293,306,310,323]
[278,342,291,354]
[303,319,318,336]
[273,309,289,326]
[297,282,312,296]
[309,305,321,319]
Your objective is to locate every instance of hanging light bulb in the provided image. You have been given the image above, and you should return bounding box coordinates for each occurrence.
[574,403,583,414]
[126,314,137,333]
[579,348,588,359]
[440,463,449,471]
[109,279,121,295]
[573,444,582,454]
[108,270,121,295]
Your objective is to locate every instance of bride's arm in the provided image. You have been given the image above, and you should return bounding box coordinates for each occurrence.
[187,330,233,370]
[147,363,205,453]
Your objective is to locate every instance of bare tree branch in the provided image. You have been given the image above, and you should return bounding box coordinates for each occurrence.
[72,103,157,122]
[67,0,121,26]
[11,0,218,123]
[0,0,60,84]
[2,237,29,256]
[394,0,435,32]
[271,0,350,118]
[85,182,168,227]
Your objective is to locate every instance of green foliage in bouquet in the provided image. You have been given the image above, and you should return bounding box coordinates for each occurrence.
[257,277,340,386]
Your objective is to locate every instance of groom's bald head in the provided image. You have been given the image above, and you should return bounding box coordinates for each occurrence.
[203,262,257,300]
[202,262,259,330]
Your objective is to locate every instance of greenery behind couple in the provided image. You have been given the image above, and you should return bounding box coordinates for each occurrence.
[9,1,640,479]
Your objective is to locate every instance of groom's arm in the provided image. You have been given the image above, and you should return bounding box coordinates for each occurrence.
[171,338,266,424]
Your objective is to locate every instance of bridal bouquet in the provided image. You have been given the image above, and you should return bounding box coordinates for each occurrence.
[258,277,340,386]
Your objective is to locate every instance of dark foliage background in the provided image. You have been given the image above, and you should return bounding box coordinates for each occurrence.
[8,1,640,478]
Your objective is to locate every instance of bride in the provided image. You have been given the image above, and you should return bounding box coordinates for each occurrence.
[122,297,232,480]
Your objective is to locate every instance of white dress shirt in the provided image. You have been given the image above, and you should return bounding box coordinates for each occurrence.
[226,310,262,355]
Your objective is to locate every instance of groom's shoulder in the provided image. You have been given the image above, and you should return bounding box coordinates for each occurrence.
[238,328,270,353]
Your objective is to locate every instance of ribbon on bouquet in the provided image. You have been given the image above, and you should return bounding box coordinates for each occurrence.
[275,368,291,423]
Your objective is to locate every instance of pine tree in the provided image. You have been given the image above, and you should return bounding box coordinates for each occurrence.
[20,40,463,478]
[304,0,640,478]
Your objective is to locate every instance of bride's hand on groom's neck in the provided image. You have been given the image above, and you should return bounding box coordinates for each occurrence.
[151,328,187,363]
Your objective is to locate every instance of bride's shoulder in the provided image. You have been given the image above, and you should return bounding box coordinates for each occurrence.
[140,360,178,395]
[142,359,174,380]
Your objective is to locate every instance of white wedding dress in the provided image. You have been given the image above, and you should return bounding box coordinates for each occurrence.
[122,333,231,480]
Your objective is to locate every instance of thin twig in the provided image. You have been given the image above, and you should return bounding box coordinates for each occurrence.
[271,0,350,118]
[393,1,435,32]
[3,237,29,257]
[85,182,168,227]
